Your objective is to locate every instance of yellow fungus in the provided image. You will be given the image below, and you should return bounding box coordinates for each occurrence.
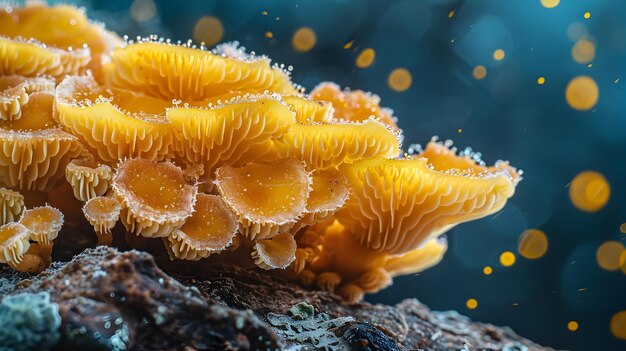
[252,232,298,269]
[19,205,64,245]
[65,159,113,202]
[0,188,24,225]
[0,222,30,265]
[83,196,121,245]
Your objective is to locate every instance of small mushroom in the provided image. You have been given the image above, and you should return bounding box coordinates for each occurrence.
[277,117,400,170]
[0,76,55,121]
[0,222,30,268]
[215,159,311,240]
[55,75,176,163]
[251,232,298,270]
[164,194,238,261]
[65,159,113,202]
[0,188,24,225]
[112,158,197,238]
[311,82,400,131]
[19,205,63,267]
[104,41,298,101]
[82,196,121,245]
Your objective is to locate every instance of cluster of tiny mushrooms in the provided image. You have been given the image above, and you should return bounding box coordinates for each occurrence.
[0,2,521,302]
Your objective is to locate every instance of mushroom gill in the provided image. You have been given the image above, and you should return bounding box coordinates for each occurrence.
[311,82,400,131]
[112,158,197,238]
[65,159,112,202]
[82,196,121,245]
[165,194,238,261]
[55,75,175,163]
[0,188,24,225]
[0,222,30,266]
[0,2,117,79]
[336,149,519,255]
[0,76,55,121]
[104,41,298,101]
[0,91,87,191]
[167,95,295,174]
[19,205,64,246]
[215,159,311,240]
[252,232,298,270]
[282,96,334,124]
[277,117,400,170]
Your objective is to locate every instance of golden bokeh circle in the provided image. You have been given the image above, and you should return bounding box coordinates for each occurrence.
[565,76,599,111]
[541,0,560,9]
[518,229,549,259]
[569,171,610,212]
[356,48,376,68]
[193,16,224,46]
[500,251,516,267]
[493,49,505,61]
[572,39,595,64]
[466,298,478,310]
[292,27,316,52]
[611,311,626,340]
[568,321,579,331]
[596,241,625,271]
[473,65,487,80]
[388,68,413,92]
[483,266,493,275]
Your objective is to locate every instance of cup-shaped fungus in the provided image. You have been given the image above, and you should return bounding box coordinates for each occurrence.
[104,41,298,101]
[164,194,238,261]
[277,117,400,170]
[0,3,117,79]
[0,222,30,268]
[215,159,311,240]
[55,75,176,163]
[167,95,296,175]
[0,91,87,191]
[311,82,399,131]
[0,76,55,121]
[82,196,121,245]
[337,150,519,256]
[112,158,197,238]
[19,206,63,246]
[0,188,24,225]
[252,232,298,270]
[65,159,112,202]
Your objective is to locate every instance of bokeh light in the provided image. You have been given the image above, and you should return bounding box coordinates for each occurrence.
[518,229,549,260]
[388,68,412,92]
[568,321,579,332]
[584,12,591,19]
[596,241,625,271]
[569,171,610,212]
[610,311,626,340]
[493,49,505,61]
[620,223,626,234]
[292,27,316,52]
[572,39,596,64]
[537,76,546,85]
[483,266,493,275]
[500,251,516,267]
[356,48,375,68]
[472,65,487,80]
[130,0,157,23]
[193,16,223,46]
[540,0,560,9]
[565,76,599,111]
[466,298,478,310]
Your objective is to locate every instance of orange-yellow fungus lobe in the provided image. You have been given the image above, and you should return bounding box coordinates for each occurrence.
[311,82,400,131]
[83,196,121,245]
[337,147,519,255]
[104,41,298,101]
[0,76,54,121]
[518,229,548,259]
[596,241,624,271]
[0,222,30,264]
[566,76,599,111]
[569,171,610,212]
[19,205,64,245]
[112,158,197,238]
[282,95,334,124]
[252,232,298,269]
[215,159,311,240]
[65,159,113,202]
[165,193,238,261]
[55,75,175,163]
[278,118,400,170]
[0,188,24,225]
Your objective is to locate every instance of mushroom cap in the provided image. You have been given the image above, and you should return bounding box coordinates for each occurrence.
[112,158,197,238]
[55,75,176,163]
[215,159,311,239]
[104,41,298,101]
[252,232,298,270]
[337,153,519,255]
[282,96,334,124]
[0,187,24,225]
[167,95,296,170]
[383,237,448,277]
[277,117,400,169]
[311,82,400,131]
[0,76,55,121]
[0,222,30,264]
[65,158,112,202]
[165,194,238,260]
[82,196,121,230]
[0,2,115,79]
[0,89,88,191]
[19,205,64,245]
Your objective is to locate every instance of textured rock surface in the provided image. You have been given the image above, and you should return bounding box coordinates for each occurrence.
[0,246,552,351]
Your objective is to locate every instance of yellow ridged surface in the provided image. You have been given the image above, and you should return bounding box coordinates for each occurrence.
[104,42,298,100]
[0,222,30,264]
[277,117,400,169]
[252,232,298,269]
[65,159,112,202]
[282,95,334,124]
[19,205,64,245]
[383,238,448,276]
[55,75,175,163]
[82,196,121,245]
[0,188,24,225]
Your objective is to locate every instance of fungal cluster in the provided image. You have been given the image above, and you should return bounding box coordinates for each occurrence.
[0,3,521,302]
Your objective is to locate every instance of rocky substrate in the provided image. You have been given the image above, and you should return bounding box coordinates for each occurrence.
[0,246,552,351]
